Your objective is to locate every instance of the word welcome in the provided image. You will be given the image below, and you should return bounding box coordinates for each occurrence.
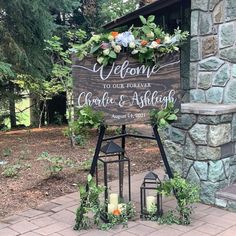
[73,60,179,81]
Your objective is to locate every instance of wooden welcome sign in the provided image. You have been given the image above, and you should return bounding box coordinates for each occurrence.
[72,53,181,125]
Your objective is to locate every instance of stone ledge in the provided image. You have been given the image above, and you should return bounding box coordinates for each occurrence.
[181,103,236,115]
[216,184,236,202]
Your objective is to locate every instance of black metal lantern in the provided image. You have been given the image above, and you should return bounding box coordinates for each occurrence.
[95,141,131,220]
[140,171,163,219]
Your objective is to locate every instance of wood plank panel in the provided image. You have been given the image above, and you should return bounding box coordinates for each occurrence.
[72,53,181,125]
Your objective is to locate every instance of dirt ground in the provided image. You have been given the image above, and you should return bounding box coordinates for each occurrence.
[0,126,161,219]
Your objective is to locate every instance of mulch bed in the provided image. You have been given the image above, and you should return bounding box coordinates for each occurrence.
[0,126,160,219]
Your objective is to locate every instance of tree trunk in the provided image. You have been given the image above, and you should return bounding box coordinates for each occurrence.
[30,93,40,127]
[68,92,75,148]
[9,82,16,128]
[39,100,46,128]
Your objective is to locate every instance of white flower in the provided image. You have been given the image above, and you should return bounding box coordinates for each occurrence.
[97,57,104,64]
[129,41,136,49]
[131,49,139,55]
[115,31,135,47]
[164,35,171,44]
[111,41,116,48]
[149,41,159,49]
[103,49,110,56]
[114,45,121,53]
[146,32,154,38]
[173,46,179,51]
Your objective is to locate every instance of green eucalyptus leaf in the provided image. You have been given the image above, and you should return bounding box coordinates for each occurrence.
[147,15,155,23]
[109,50,117,59]
[167,114,177,121]
[103,57,109,66]
[90,45,100,54]
[87,174,92,182]
[159,118,167,126]
[139,47,148,54]
[132,30,139,38]
[157,110,166,118]
[139,15,147,25]
[150,23,157,28]
[154,28,163,37]
[142,25,151,34]
[167,102,174,109]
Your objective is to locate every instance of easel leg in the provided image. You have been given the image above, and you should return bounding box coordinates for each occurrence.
[119,125,126,199]
[89,124,106,177]
[153,124,173,179]
[121,125,126,155]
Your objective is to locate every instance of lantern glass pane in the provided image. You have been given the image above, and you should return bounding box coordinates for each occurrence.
[96,154,131,219]
[140,173,163,219]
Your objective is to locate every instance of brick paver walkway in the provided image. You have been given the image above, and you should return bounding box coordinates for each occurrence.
[1,168,236,236]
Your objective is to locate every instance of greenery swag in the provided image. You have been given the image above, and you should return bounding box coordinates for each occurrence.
[73,15,189,66]
[157,175,200,225]
[74,174,136,231]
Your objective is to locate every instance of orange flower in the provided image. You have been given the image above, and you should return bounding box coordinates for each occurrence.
[111,31,119,38]
[113,209,121,216]
[141,40,148,46]
[155,38,161,44]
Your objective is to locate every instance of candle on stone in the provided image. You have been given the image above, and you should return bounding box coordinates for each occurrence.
[108,203,115,214]
[146,196,156,212]
[110,193,118,208]
[118,203,126,213]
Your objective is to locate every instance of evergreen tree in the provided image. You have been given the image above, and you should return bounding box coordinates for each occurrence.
[1,0,55,77]
[0,0,138,128]
[0,0,81,127]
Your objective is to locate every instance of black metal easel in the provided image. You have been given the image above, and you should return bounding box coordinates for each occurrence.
[73,123,174,226]
[89,124,173,181]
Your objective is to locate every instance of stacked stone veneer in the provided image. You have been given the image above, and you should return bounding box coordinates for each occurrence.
[163,0,236,207]
[164,104,236,205]
[190,0,236,103]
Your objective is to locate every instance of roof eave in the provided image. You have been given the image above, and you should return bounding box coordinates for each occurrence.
[103,0,181,30]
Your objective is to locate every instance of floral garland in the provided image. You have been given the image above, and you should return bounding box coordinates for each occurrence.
[73,15,189,66]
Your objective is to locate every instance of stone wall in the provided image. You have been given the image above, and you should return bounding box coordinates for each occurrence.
[164,0,236,207]
[190,0,236,104]
[164,104,236,205]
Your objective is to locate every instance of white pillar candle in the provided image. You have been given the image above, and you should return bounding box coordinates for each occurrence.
[118,203,126,213]
[108,203,115,214]
[110,193,118,209]
[146,196,156,212]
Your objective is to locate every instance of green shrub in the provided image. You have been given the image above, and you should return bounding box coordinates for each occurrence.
[2,148,12,157]
[2,164,21,178]
[74,106,103,133]
[65,106,104,146]
[19,149,31,160]
[74,134,86,146]
[37,151,76,176]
